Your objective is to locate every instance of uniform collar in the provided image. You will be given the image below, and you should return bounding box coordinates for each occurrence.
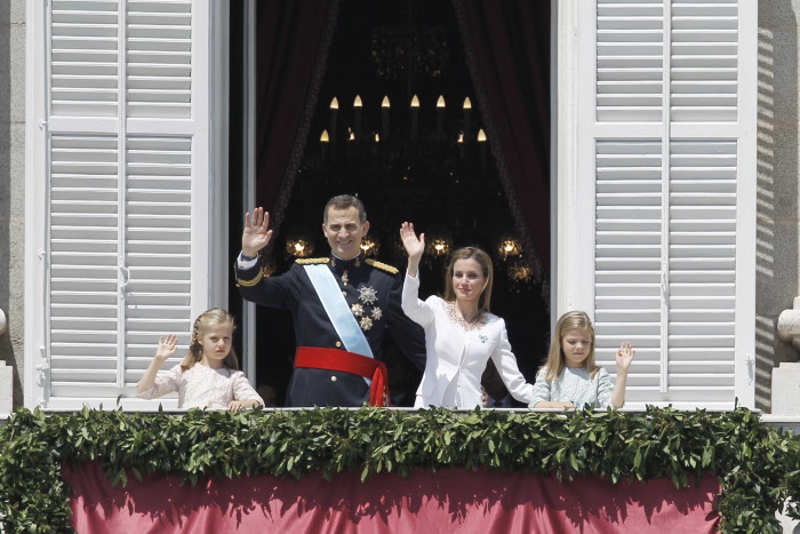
[329,252,363,273]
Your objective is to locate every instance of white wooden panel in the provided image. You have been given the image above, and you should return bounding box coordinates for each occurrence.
[123,136,193,386]
[594,139,663,391]
[50,0,120,117]
[670,0,738,121]
[596,0,664,121]
[126,0,192,118]
[48,135,121,397]
[667,139,737,399]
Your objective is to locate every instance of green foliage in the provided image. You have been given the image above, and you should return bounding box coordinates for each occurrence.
[0,406,798,533]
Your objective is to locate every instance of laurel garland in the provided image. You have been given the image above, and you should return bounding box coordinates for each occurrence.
[0,406,798,533]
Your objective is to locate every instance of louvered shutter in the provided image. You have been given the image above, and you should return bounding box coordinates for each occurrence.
[26,0,224,410]
[565,0,756,409]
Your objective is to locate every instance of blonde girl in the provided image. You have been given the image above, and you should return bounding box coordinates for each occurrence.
[137,308,264,412]
[530,311,634,409]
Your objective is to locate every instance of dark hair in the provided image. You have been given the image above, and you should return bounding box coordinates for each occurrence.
[323,194,367,223]
[180,308,239,371]
[443,246,494,313]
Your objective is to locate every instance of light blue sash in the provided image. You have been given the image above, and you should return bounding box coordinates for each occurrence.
[304,264,374,385]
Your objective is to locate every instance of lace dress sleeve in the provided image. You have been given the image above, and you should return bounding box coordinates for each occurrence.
[137,364,181,400]
[231,371,265,406]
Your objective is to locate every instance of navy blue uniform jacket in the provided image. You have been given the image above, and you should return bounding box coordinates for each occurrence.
[235,253,426,407]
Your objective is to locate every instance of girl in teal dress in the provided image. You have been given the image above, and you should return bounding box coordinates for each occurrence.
[530,311,634,410]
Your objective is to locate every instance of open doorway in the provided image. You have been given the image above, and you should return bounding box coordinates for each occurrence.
[229,1,551,407]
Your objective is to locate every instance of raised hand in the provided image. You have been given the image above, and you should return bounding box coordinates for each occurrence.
[137,334,178,395]
[616,342,635,374]
[400,221,425,260]
[242,207,273,257]
[155,334,178,362]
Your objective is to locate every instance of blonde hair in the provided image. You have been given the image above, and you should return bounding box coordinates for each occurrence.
[180,308,239,371]
[541,311,599,382]
[443,247,494,313]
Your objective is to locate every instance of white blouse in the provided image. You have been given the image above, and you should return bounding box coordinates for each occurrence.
[137,363,265,410]
[401,272,535,409]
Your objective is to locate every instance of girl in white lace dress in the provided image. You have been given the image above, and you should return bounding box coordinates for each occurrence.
[137,308,264,411]
[530,311,634,410]
[399,222,536,409]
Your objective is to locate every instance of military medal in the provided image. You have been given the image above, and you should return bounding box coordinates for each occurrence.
[358,286,378,304]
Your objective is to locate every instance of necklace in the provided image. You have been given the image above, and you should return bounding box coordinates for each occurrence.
[446,301,486,331]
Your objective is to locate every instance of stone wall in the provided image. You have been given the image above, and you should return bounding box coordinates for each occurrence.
[0,0,25,409]
[756,0,800,412]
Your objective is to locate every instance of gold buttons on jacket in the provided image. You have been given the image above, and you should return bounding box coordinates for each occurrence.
[335,341,342,348]
[330,376,337,382]
[342,291,347,297]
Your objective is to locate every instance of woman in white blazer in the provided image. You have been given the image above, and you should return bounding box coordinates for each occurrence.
[399,222,536,409]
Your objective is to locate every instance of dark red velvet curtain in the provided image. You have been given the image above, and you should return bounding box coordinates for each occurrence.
[452,1,551,274]
[67,462,720,533]
[256,0,339,232]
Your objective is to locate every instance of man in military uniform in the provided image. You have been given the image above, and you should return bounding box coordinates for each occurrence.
[235,194,426,407]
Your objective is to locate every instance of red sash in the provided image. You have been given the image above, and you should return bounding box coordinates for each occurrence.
[294,346,390,407]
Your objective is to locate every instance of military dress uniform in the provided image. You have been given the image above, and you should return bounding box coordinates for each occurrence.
[235,253,426,407]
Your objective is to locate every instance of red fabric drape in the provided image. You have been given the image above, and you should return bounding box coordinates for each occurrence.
[453,1,551,273]
[256,0,339,227]
[67,462,719,533]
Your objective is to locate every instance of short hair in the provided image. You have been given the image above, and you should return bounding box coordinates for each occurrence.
[443,246,494,313]
[541,311,598,382]
[323,194,367,223]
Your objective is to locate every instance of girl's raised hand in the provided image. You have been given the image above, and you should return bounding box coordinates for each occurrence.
[155,334,178,362]
[616,342,635,373]
[242,207,273,257]
[400,221,425,260]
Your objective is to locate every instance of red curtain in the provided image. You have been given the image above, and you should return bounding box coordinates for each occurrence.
[452,1,551,273]
[256,0,339,230]
[66,462,719,533]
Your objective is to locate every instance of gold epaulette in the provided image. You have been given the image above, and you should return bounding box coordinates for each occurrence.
[365,258,399,275]
[295,257,330,265]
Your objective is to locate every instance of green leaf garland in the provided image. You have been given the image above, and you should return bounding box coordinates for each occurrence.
[0,406,798,533]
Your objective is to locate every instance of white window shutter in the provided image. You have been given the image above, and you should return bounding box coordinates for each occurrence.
[26,0,225,410]
[564,0,756,409]
[594,139,665,403]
